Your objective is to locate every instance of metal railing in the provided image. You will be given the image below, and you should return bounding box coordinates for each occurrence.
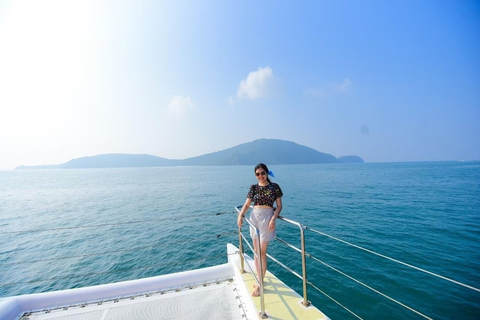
[235,205,480,320]
[235,205,312,318]
[235,206,267,318]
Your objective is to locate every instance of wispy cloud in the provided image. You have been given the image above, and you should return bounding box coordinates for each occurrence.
[333,78,352,92]
[227,96,236,107]
[305,78,352,97]
[167,95,194,116]
[233,67,276,103]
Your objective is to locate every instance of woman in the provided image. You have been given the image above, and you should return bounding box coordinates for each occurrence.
[237,163,283,297]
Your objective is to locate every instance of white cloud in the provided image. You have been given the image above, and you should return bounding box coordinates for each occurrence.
[167,95,194,116]
[227,96,236,106]
[305,78,352,97]
[304,88,327,98]
[236,66,275,100]
[333,78,352,92]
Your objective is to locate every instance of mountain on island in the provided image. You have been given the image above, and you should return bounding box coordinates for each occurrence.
[15,139,364,169]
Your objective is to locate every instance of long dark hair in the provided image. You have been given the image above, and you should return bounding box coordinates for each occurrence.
[254,163,271,184]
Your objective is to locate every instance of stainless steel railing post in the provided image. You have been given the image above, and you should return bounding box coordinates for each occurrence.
[235,206,267,318]
[277,216,311,307]
[257,228,267,318]
[299,224,311,307]
[238,223,245,273]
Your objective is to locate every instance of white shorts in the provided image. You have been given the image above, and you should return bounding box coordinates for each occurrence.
[249,206,276,242]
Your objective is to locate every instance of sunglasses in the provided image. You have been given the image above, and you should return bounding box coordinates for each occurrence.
[255,171,266,177]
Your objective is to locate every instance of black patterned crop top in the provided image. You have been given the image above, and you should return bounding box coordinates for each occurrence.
[247,183,283,207]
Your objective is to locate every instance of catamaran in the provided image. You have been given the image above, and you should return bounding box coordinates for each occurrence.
[0,206,329,320]
[0,206,478,319]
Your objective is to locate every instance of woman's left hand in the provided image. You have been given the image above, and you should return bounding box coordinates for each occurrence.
[268,218,276,231]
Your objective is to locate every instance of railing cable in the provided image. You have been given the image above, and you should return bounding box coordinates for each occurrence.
[271,217,437,319]
[306,226,480,293]
[306,281,363,320]
[275,233,418,320]
[307,253,432,320]
[268,247,363,319]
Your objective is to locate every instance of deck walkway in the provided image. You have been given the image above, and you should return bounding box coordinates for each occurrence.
[242,270,329,320]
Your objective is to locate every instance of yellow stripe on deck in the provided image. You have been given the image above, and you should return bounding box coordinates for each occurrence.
[242,271,329,320]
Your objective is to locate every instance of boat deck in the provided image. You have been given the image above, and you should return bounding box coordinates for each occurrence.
[22,279,246,320]
[0,244,329,320]
[20,270,328,320]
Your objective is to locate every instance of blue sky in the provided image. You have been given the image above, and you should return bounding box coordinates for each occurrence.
[0,0,479,170]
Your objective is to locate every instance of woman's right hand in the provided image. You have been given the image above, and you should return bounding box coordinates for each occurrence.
[237,215,243,228]
[237,198,251,228]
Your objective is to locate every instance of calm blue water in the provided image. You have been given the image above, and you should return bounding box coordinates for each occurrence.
[0,162,479,319]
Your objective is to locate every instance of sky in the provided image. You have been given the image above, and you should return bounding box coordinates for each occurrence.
[0,0,479,170]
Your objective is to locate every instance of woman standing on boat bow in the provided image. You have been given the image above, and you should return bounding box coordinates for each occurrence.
[237,163,283,297]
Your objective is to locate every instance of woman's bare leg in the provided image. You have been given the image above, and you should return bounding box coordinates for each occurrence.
[252,239,269,297]
[253,239,260,291]
[260,240,269,279]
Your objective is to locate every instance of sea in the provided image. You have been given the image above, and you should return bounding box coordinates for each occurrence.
[0,162,479,320]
